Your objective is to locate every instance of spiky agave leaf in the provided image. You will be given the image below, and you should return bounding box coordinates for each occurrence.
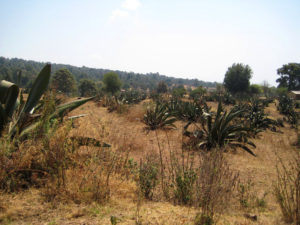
[144,103,177,130]
[50,96,95,119]
[21,64,51,114]
[8,64,51,137]
[18,97,96,139]
[0,80,19,117]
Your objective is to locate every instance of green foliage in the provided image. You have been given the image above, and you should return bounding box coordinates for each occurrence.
[157,81,168,94]
[51,68,77,94]
[138,154,159,200]
[184,102,256,156]
[0,65,95,139]
[276,63,300,90]
[190,86,207,100]
[143,102,177,130]
[222,92,236,105]
[0,80,19,115]
[0,57,217,91]
[224,63,252,95]
[106,96,128,114]
[175,170,196,205]
[117,90,147,104]
[278,94,294,115]
[172,85,186,97]
[78,79,97,97]
[174,100,206,123]
[103,72,122,94]
[249,84,262,95]
[237,99,278,135]
[276,87,288,96]
[277,94,299,126]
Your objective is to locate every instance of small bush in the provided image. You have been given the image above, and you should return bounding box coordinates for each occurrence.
[138,154,159,200]
[174,170,196,205]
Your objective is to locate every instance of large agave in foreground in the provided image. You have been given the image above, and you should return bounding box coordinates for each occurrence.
[0,64,95,140]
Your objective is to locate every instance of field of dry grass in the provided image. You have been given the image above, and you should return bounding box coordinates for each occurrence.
[0,100,298,225]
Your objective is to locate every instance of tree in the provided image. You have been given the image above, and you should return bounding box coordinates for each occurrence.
[190,86,206,99]
[223,63,252,95]
[103,72,122,94]
[51,68,77,94]
[78,79,97,97]
[276,63,300,91]
[172,85,186,97]
[157,81,168,94]
[249,84,262,95]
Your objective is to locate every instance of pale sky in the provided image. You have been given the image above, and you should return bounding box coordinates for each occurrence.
[0,0,299,86]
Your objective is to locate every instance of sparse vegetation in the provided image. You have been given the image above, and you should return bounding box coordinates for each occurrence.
[0,59,299,225]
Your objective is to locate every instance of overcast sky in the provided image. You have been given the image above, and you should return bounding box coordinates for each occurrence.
[0,0,299,86]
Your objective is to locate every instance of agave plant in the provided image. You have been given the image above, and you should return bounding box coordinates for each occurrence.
[117,89,147,104]
[277,94,299,126]
[184,102,256,156]
[0,64,95,140]
[238,99,278,135]
[143,102,177,130]
[177,101,208,123]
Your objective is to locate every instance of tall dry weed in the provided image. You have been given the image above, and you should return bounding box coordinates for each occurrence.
[274,150,300,224]
[194,150,239,224]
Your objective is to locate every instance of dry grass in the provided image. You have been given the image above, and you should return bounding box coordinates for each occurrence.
[0,99,298,224]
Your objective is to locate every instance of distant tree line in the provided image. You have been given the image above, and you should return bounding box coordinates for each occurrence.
[0,57,217,91]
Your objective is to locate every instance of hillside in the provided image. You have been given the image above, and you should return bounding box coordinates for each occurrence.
[0,57,217,90]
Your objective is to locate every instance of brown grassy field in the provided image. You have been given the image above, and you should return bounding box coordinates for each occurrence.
[0,100,298,225]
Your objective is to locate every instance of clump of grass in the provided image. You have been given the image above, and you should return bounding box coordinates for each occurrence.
[237,178,268,211]
[237,178,255,209]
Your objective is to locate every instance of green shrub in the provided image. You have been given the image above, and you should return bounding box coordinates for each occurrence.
[174,170,196,205]
[277,94,299,126]
[138,154,159,200]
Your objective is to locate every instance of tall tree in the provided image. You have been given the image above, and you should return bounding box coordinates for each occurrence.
[157,81,168,94]
[276,63,300,91]
[223,63,252,95]
[103,72,122,94]
[78,79,97,97]
[51,68,77,94]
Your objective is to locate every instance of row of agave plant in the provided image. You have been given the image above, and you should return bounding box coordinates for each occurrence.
[143,97,281,156]
[0,64,108,147]
[99,89,147,113]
